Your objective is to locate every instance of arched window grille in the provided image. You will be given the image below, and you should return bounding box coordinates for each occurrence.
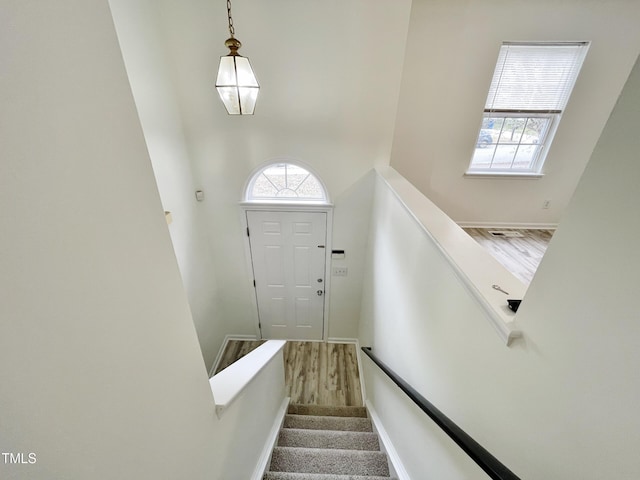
[246,163,328,202]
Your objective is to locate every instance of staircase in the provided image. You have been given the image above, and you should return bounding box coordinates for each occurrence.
[264,404,397,480]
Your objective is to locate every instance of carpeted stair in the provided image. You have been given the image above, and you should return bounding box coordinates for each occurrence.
[264,404,397,480]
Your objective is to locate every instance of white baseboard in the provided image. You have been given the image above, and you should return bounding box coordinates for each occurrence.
[252,396,290,480]
[355,340,366,407]
[367,400,411,480]
[456,221,558,230]
[327,337,358,344]
[209,334,259,378]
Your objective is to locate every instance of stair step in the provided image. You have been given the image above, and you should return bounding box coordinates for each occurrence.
[284,415,372,432]
[264,472,396,480]
[287,404,368,418]
[269,447,390,476]
[278,428,380,451]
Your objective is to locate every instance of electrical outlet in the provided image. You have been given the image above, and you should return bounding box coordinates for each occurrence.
[332,267,348,277]
[542,200,551,209]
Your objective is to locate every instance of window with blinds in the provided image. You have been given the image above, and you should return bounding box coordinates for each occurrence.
[468,42,589,175]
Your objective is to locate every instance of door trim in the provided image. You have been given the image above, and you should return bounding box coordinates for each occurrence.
[240,202,334,341]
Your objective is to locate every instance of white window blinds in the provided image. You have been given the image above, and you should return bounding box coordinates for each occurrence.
[485,42,589,113]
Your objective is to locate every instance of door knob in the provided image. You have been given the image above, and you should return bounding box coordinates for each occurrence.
[317,290,323,296]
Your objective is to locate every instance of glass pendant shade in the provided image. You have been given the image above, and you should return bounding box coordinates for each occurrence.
[216,52,259,115]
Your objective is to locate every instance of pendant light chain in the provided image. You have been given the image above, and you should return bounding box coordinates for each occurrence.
[226,0,235,38]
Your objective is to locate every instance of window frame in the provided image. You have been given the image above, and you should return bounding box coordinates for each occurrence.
[243,161,330,204]
[466,41,589,177]
[468,111,560,175]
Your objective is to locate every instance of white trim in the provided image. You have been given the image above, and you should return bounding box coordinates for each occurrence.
[240,202,334,210]
[376,167,522,346]
[290,338,325,342]
[238,208,264,339]
[456,221,558,230]
[209,334,259,378]
[356,340,367,407]
[322,210,334,342]
[468,113,558,177]
[326,337,358,344]
[210,340,286,418]
[251,396,290,480]
[463,172,544,179]
[366,400,411,480]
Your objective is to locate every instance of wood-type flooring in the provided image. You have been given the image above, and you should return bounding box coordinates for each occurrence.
[284,341,362,407]
[463,228,554,285]
[214,339,265,374]
[214,340,363,407]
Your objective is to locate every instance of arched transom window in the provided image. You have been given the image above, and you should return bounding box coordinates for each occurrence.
[246,163,328,202]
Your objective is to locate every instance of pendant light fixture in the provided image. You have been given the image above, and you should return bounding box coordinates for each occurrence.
[215,0,259,115]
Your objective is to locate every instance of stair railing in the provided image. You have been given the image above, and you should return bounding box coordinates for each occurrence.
[361,347,521,480]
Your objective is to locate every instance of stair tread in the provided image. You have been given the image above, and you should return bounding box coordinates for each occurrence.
[269,447,389,476]
[278,428,380,451]
[288,404,368,418]
[284,414,372,432]
[264,473,396,480]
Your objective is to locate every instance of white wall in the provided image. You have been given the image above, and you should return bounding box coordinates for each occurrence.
[513,52,640,477]
[0,2,286,478]
[328,171,375,339]
[391,0,640,226]
[360,49,640,477]
[140,0,412,339]
[364,361,490,480]
[210,347,287,479]
[109,0,223,370]
[360,173,513,479]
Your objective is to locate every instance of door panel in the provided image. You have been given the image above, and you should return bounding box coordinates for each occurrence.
[247,211,326,340]
[295,297,311,327]
[294,246,311,285]
[269,298,286,326]
[265,246,284,285]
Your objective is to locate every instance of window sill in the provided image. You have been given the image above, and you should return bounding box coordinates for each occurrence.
[464,171,544,179]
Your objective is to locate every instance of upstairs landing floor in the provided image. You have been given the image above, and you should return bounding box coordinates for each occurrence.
[463,228,554,284]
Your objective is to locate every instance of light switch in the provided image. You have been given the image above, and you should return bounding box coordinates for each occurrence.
[332,267,348,277]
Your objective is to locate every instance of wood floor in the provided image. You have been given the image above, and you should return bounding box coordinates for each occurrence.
[284,341,363,407]
[463,228,554,285]
[214,340,363,407]
[214,340,265,374]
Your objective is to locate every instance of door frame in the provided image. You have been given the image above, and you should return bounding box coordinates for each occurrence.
[240,202,334,341]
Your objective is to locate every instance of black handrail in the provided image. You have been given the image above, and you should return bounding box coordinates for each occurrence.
[361,347,521,480]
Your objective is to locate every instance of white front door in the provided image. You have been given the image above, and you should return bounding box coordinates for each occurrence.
[247,210,327,340]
